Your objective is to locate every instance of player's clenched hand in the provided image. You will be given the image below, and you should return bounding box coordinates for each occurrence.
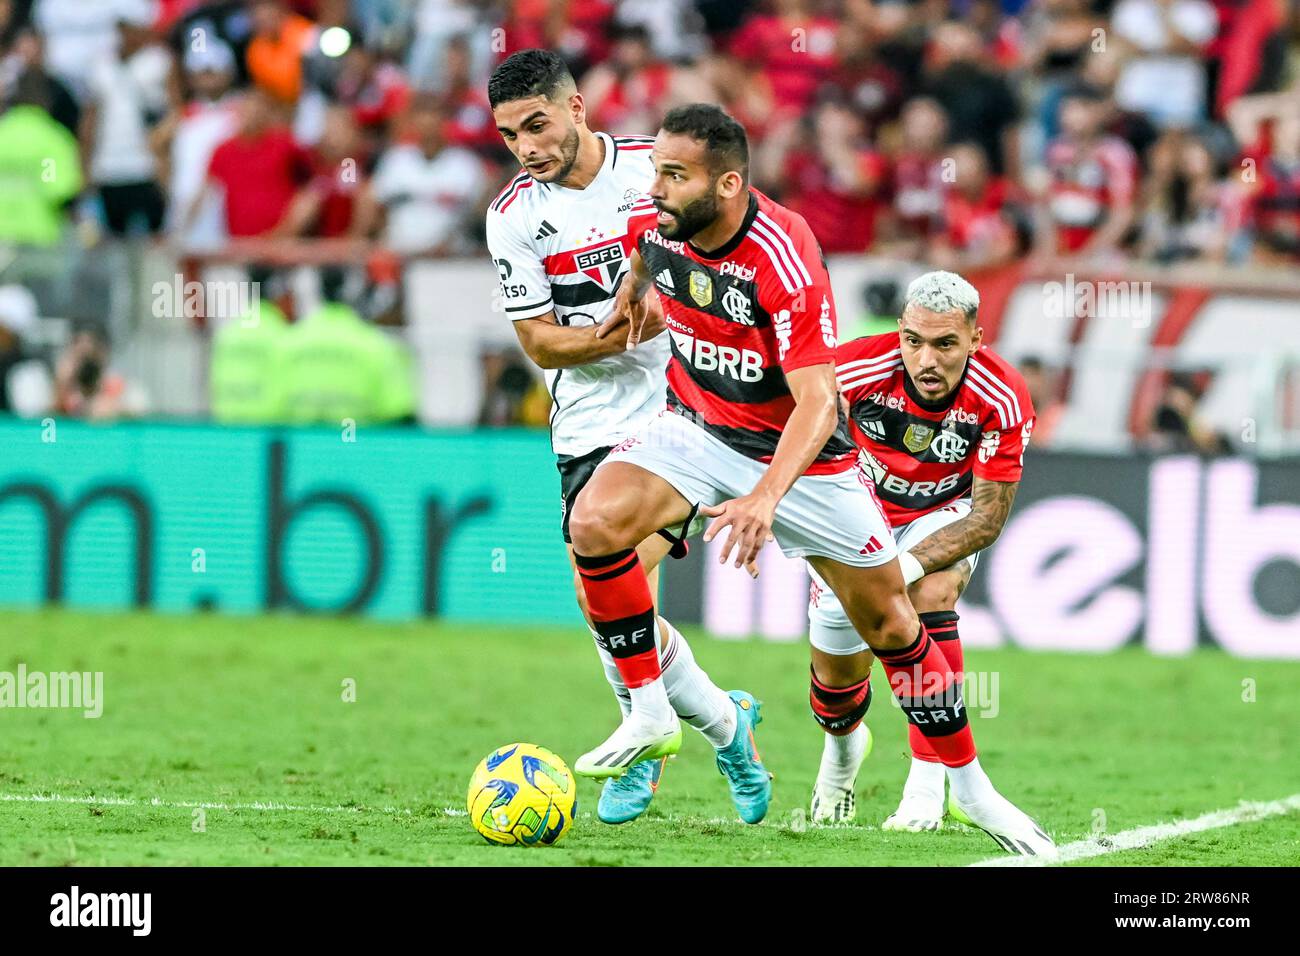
[700,494,778,570]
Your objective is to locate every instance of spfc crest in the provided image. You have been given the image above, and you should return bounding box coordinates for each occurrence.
[902,423,934,454]
[573,241,627,292]
[689,271,713,307]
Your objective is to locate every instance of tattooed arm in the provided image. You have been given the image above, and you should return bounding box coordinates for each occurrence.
[906,476,1019,575]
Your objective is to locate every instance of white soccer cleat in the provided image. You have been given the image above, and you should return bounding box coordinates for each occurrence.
[811,784,856,825]
[575,713,683,779]
[882,792,947,832]
[949,793,1058,859]
[810,725,872,825]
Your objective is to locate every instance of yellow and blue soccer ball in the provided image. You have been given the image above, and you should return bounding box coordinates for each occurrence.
[467,743,577,846]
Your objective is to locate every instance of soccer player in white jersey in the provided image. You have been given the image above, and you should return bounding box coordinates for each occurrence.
[485,51,767,825]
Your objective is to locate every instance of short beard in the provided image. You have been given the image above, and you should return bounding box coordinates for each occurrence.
[657,187,720,243]
[535,125,580,184]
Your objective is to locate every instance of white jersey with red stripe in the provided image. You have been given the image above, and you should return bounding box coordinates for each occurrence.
[836,334,1036,525]
[484,131,671,457]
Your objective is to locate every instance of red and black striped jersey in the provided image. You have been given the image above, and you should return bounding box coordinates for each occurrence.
[836,333,1035,525]
[630,189,856,474]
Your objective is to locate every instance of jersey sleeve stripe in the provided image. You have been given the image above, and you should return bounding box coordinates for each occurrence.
[747,228,799,294]
[969,358,1023,422]
[964,374,1014,429]
[496,179,533,213]
[750,219,804,291]
[504,298,553,313]
[837,369,898,391]
[490,172,530,211]
[836,350,902,376]
[754,212,813,286]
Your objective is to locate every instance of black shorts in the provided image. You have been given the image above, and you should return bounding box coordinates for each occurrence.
[557,446,612,543]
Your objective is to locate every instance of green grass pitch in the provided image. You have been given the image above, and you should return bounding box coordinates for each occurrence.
[1,608,1297,866]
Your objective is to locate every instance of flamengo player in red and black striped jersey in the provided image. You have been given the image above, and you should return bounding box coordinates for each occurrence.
[807,272,1042,839]
[487,50,754,826]
[570,104,1054,855]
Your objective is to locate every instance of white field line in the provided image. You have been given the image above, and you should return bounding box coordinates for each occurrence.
[969,793,1300,867]
[0,791,459,816]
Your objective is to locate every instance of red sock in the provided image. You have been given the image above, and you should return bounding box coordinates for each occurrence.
[875,623,976,768]
[574,548,661,688]
[909,611,964,763]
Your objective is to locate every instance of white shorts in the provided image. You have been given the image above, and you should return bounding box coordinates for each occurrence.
[598,409,896,567]
[808,498,980,655]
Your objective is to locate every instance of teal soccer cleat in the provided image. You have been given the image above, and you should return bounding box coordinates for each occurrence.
[597,755,667,824]
[714,690,772,824]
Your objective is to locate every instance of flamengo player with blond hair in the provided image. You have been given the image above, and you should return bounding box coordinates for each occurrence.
[576,104,1055,856]
[806,271,1043,849]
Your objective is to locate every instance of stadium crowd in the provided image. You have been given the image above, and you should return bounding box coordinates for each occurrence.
[1,0,1297,263]
[0,0,1292,439]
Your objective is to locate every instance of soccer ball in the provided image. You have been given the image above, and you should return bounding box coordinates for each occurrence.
[467,743,577,846]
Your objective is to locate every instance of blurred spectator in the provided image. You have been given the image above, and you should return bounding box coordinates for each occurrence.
[280,105,367,237]
[332,37,409,150]
[0,27,81,134]
[1111,0,1217,130]
[478,346,548,427]
[191,89,312,238]
[1229,90,1300,263]
[1035,84,1138,259]
[830,13,906,136]
[407,0,489,92]
[53,325,148,419]
[210,297,288,423]
[920,22,1021,179]
[1018,355,1064,446]
[582,23,705,136]
[1206,0,1288,119]
[776,96,887,254]
[1138,132,1247,263]
[884,97,950,246]
[279,270,415,424]
[440,33,502,156]
[728,0,839,120]
[612,0,709,62]
[166,0,255,87]
[30,0,132,96]
[359,93,486,256]
[245,0,317,104]
[928,141,1021,271]
[153,39,242,250]
[80,8,171,237]
[502,0,616,77]
[0,71,82,246]
[0,284,53,416]
[1145,370,1231,454]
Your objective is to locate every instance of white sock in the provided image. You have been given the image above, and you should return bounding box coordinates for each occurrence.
[946,755,998,807]
[591,635,631,717]
[628,677,675,726]
[657,617,736,749]
[817,723,868,791]
[901,757,947,802]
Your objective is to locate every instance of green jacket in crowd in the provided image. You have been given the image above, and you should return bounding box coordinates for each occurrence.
[0,105,83,246]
